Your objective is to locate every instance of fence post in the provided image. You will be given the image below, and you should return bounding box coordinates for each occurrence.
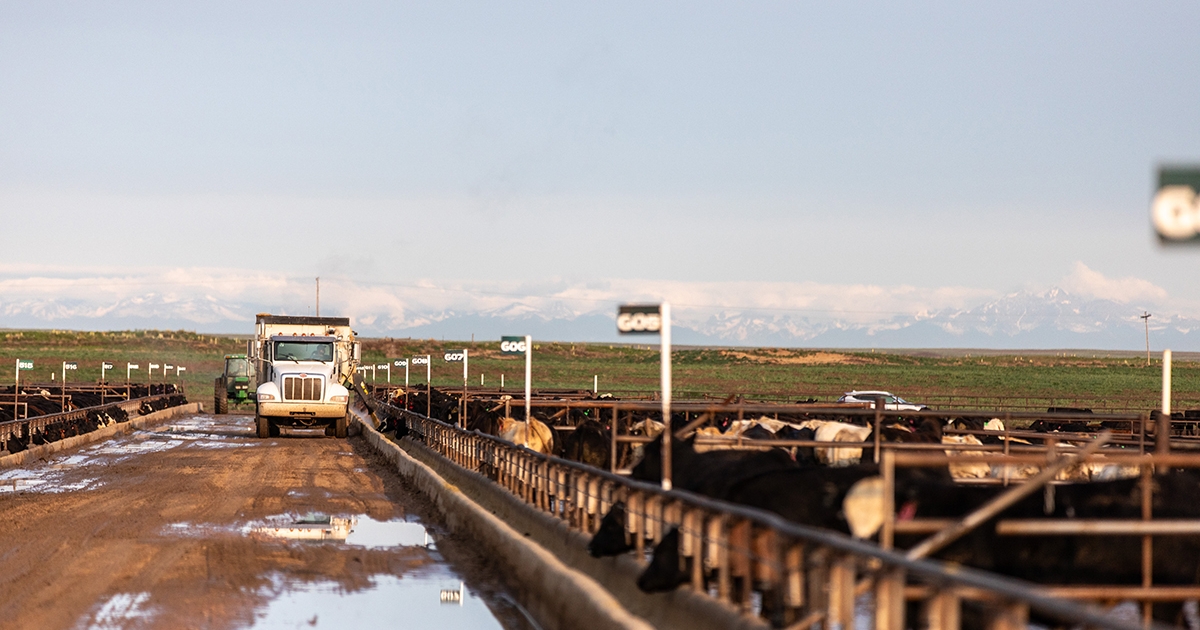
[922,590,961,630]
[827,554,856,630]
[874,568,905,630]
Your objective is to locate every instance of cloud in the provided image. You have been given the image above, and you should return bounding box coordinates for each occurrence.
[0,264,997,333]
[1060,262,1169,305]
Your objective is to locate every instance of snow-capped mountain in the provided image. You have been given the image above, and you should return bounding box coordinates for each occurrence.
[1,287,1195,350]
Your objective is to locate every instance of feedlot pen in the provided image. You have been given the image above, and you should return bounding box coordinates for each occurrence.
[367,389,1200,630]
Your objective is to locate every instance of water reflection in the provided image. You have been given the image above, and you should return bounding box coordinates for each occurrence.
[252,570,504,629]
[254,513,356,542]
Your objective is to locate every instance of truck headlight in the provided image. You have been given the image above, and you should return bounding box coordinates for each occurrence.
[331,395,348,402]
[258,393,276,401]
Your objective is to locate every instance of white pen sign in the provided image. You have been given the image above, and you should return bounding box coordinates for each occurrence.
[1153,166,1200,243]
[617,304,662,334]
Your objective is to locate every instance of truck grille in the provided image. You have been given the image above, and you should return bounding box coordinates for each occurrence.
[283,376,323,401]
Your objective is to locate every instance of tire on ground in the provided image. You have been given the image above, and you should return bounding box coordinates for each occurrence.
[256,412,271,438]
[213,378,229,415]
[335,413,348,438]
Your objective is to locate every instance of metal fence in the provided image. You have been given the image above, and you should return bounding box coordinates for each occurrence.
[0,390,186,453]
[368,383,1197,415]
[382,400,1152,630]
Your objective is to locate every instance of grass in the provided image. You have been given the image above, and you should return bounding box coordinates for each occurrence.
[0,329,1193,412]
[362,340,1199,412]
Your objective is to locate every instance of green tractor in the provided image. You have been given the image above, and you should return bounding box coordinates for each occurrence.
[213,354,256,414]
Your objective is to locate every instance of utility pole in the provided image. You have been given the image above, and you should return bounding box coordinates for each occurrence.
[1140,312,1152,366]
[316,277,320,317]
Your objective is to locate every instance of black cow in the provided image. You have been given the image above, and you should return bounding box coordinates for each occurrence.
[560,420,610,469]
[890,470,1200,626]
[588,434,796,558]
[636,464,884,593]
[774,425,817,465]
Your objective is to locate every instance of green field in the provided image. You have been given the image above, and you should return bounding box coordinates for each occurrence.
[0,329,1193,412]
[362,340,1196,413]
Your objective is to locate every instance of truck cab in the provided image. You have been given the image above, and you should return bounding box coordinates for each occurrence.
[251,315,359,438]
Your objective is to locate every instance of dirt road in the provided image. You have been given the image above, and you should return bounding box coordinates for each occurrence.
[0,414,527,629]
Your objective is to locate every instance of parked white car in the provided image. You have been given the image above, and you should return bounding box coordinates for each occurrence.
[837,390,929,411]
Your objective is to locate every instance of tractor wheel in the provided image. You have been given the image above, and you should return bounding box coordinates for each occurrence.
[335,413,348,439]
[213,379,228,415]
[256,412,271,438]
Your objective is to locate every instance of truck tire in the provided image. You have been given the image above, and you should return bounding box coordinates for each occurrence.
[214,379,229,415]
[256,412,271,438]
[335,413,348,439]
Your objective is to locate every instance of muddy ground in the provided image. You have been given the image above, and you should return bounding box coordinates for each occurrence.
[0,414,530,630]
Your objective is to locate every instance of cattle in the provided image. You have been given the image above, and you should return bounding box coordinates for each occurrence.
[692,419,781,453]
[627,419,665,463]
[588,434,796,558]
[808,420,873,466]
[497,416,555,454]
[559,419,610,468]
[635,464,890,595]
[849,471,1200,626]
[774,425,817,465]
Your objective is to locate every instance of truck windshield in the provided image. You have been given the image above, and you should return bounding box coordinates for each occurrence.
[225,358,251,376]
[274,341,334,362]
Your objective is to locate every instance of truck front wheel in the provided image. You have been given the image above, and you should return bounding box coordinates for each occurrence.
[335,413,348,438]
[256,412,271,438]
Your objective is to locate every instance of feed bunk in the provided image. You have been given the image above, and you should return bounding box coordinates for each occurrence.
[0,387,188,454]
[372,395,1152,630]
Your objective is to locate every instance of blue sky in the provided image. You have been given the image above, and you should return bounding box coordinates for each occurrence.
[1,2,1198,339]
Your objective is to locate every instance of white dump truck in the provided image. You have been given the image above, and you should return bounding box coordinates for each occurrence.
[249,314,361,438]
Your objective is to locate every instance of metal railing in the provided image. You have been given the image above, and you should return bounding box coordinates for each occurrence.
[368,383,1199,414]
[0,391,187,453]
[381,399,1150,630]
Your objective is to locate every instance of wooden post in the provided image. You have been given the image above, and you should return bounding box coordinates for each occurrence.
[611,406,618,472]
[922,590,961,630]
[827,554,856,630]
[985,601,1029,630]
[874,396,884,464]
[881,449,895,551]
[874,568,906,630]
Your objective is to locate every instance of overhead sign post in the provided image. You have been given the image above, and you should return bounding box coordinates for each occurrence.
[1152,166,1200,243]
[149,363,160,380]
[14,360,32,420]
[394,359,409,387]
[393,359,409,406]
[501,335,533,447]
[618,303,672,490]
[61,361,78,412]
[101,362,114,404]
[378,363,390,383]
[412,355,431,417]
[126,362,139,400]
[444,349,468,425]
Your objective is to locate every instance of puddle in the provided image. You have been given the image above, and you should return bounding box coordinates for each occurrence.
[238,514,436,549]
[254,514,356,542]
[80,591,155,629]
[252,570,504,629]
[346,516,432,548]
[0,466,100,494]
